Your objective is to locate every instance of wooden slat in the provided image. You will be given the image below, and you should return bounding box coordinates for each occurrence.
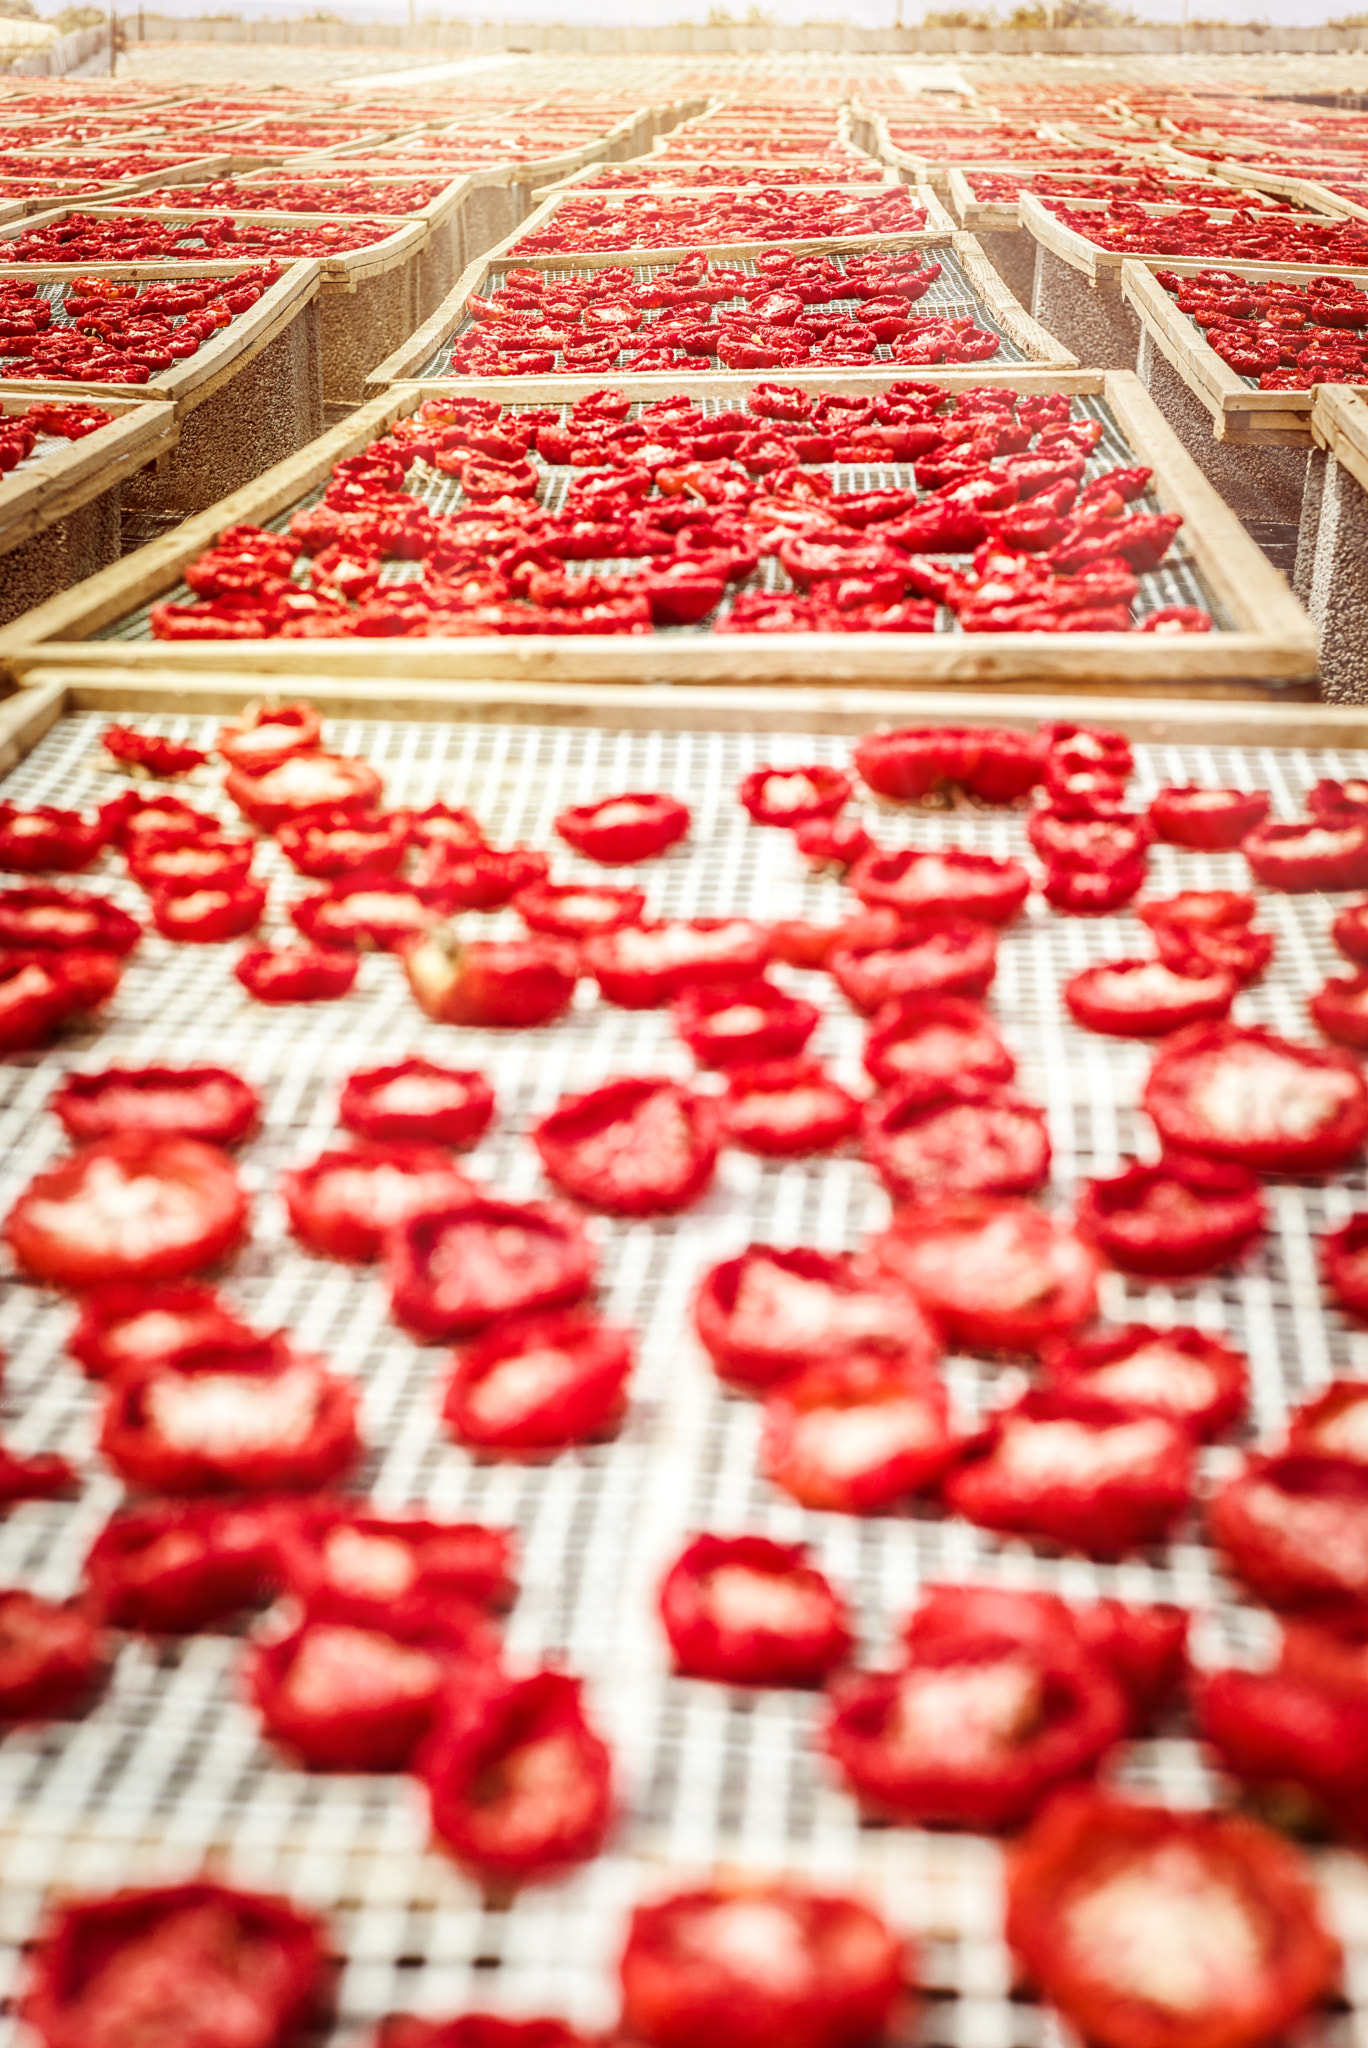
[0,395,178,554]
[1312,383,1368,497]
[1021,187,1368,289]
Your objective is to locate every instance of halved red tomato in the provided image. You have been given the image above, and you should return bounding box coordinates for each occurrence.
[738,764,851,827]
[280,1143,473,1262]
[338,1058,495,1147]
[1209,1452,1368,1612]
[273,1502,515,1626]
[1150,786,1269,849]
[1076,1156,1265,1277]
[84,1497,281,1632]
[0,1590,104,1722]
[1243,815,1368,892]
[850,846,1030,926]
[1309,969,1368,1050]
[863,1075,1049,1204]
[5,1134,248,1289]
[216,700,323,771]
[514,880,646,940]
[829,914,998,1015]
[694,1245,939,1394]
[533,1078,720,1215]
[863,992,1014,1090]
[66,1279,257,1380]
[48,1065,261,1147]
[387,1195,596,1341]
[873,1198,1099,1354]
[402,925,577,1028]
[760,1354,955,1513]
[673,979,819,1068]
[1288,1379,1368,1464]
[1064,956,1236,1037]
[443,1309,634,1453]
[226,750,382,831]
[1143,1023,1368,1175]
[1041,1323,1248,1440]
[721,1058,862,1157]
[555,792,690,864]
[583,918,771,1008]
[659,1534,853,1687]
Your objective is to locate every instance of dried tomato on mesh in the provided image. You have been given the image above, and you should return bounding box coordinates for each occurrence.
[1042,855,1147,917]
[150,879,267,944]
[514,880,645,940]
[862,1075,1050,1205]
[793,816,876,873]
[128,834,255,895]
[825,1617,1126,1832]
[1288,1380,1368,1465]
[1333,898,1368,965]
[1064,956,1237,1037]
[402,925,577,1029]
[216,700,323,772]
[1004,1790,1340,2048]
[387,1194,596,1342]
[1041,1323,1248,1441]
[850,846,1031,926]
[443,1309,634,1454]
[412,846,550,914]
[760,1353,955,1513]
[274,1503,515,1626]
[720,1057,862,1157]
[276,807,408,879]
[422,1668,613,1886]
[694,1244,939,1395]
[0,1590,103,1724]
[49,1065,261,1147]
[0,885,139,957]
[863,993,1015,1090]
[20,1880,328,2048]
[1244,816,1368,892]
[338,1058,495,1147]
[1209,1452,1368,1614]
[84,1497,281,1632]
[0,803,106,874]
[945,1388,1195,1558]
[1150,786,1270,850]
[0,955,87,1052]
[226,751,382,832]
[1323,1213,1368,1323]
[291,874,440,952]
[618,1883,905,2048]
[5,1134,248,1290]
[737,764,852,827]
[660,1534,853,1688]
[533,1077,720,1215]
[554,792,690,864]
[1143,1023,1368,1175]
[101,725,209,778]
[874,1197,1100,1355]
[1077,1155,1265,1278]
[67,1279,258,1384]
[829,914,999,1015]
[1196,1626,1368,1839]
[673,978,819,1068]
[281,1143,474,1263]
[1309,970,1368,1050]
[583,918,771,1008]
[235,945,359,1004]
[853,726,1042,806]
[1141,890,1274,985]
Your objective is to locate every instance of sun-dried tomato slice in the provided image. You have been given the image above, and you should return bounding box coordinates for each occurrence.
[738,764,852,827]
[660,1534,853,1688]
[337,1058,495,1147]
[274,1503,515,1626]
[84,1497,281,1632]
[1150,786,1270,849]
[863,1075,1050,1204]
[5,1134,248,1290]
[850,847,1031,926]
[235,944,359,1004]
[1041,1324,1248,1441]
[281,1143,473,1263]
[102,725,209,779]
[412,845,550,914]
[1042,856,1147,917]
[1065,956,1237,1037]
[1196,1626,1368,1840]
[583,918,771,1008]
[1309,969,1368,1050]
[246,1603,497,1773]
[1143,1023,1368,1175]
[533,1078,720,1215]
[854,726,1042,807]
[1287,1380,1368,1465]
[694,1245,939,1394]
[0,955,86,1051]
[0,804,106,875]
[99,1338,361,1496]
[1333,898,1368,965]
[793,816,876,873]
[761,1353,955,1513]
[402,925,577,1028]
[619,1882,905,2048]
[874,1198,1099,1355]
[377,2018,591,2048]
[216,701,323,772]
[291,874,439,952]
[20,1879,328,2048]
[1077,1155,1265,1278]
[423,1668,613,1885]
[0,884,140,956]
[863,993,1015,1089]
[1147,916,1273,986]
[1005,1789,1339,2048]
[673,979,819,1068]
[720,1058,862,1157]
[444,1308,634,1454]
[1323,1213,1368,1323]
[1209,1452,1368,1613]
[48,1065,261,1147]
[387,1195,596,1341]
[0,1590,104,1724]
[514,880,646,940]
[67,1279,257,1381]
[826,1617,1126,1832]
[1244,816,1368,892]
[226,751,382,832]
[830,913,998,1014]
[276,806,408,879]
[150,879,268,944]
[555,793,690,864]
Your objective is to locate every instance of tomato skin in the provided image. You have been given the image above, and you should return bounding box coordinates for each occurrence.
[1244,816,1368,892]
[829,913,999,1014]
[945,1389,1195,1558]
[1076,1156,1265,1278]
[216,700,323,771]
[694,1245,940,1394]
[234,944,359,1003]
[673,978,819,1067]
[0,884,140,956]
[1332,898,1368,965]
[850,846,1031,926]
[1309,968,1368,1049]
[226,751,381,831]
[422,1668,613,1886]
[533,1077,721,1215]
[377,2018,591,2048]
[761,1354,955,1513]
[721,1057,862,1157]
[49,1064,261,1147]
[737,763,851,827]
[20,1879,328,2048]
[515,880,645,940]
[1323,1214,1368,1322]
[1064,955,1236,1037]
[273,1505,516,1626]
[338,1058,495,1147]
[583,917,771,1008]
[1195,1650,1368,1834]
[443,1309,634,1453]
[402,926,577,1029]
[5,1133,248,1290]
[387,1194,597,1342]
[619,1882,906,2048]
[1143,1022,1368,1175]
[150,879,267,943]
[659,1533,853,1687]
[1150,786,1270,849]
[873,1197,1099,1354]
[84,1497,281,1632]
[0,1591,104,1723]
[863,1074,1050,1203]
[555,792,690,864]
[281,1142,474,1262]
[1005,1789,1340,2048]
[1041,1323,1248,1441]
[99,1340,361,1497]
[854,724,1041,805]
[863,992,1015,1089]
[66,1280,256,1380]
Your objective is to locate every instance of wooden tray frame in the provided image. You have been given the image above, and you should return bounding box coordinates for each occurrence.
[2,204,425,292]
[499,180,955,260]
[0,391,176,555]
[0,368,1315,697]
[1019,189,1368,290]
[1155,142,1367,223]
[367,229,1079,391]
[947,160,1285,237]
[1122,255,1368,448]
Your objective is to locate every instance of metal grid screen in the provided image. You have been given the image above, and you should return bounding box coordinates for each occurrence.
[2,712,1368,2040]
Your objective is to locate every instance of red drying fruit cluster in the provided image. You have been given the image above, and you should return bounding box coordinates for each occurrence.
[1156,265,1368,389]
[0,270,279,384]
[0,398,113,470]
[149,387,1197,642]
[972,166,1288,205]
[0,209,394,265]
[1048,197,1368,265]
[593,159,889,183]
[135,175,448,213]
[513,188,927,251]
[447,246,1001,375]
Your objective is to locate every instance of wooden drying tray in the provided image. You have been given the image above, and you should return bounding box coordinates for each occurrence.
[533,160,898,199]
[0,207,425,294]
[233,165,471,233]
[1122,255,1368,449]
[861,110,1088,193]
[1018,190,1368,291]
[1312,381,1368,494]
[499,182,956,260]
[1154,143,1366,223]
[0,391,176,557]
[366,230,1077,390]
[0,258,319,414]
[0,370,1315,697]
[0,156,239,217]
[947,161,1276,237]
